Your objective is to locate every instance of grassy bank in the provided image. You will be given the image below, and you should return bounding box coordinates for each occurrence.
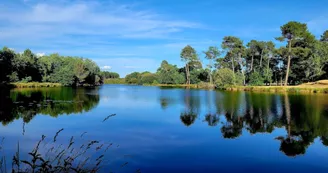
[11,82,62,88]
[148,82,215,89]
[222,85,328,94]
[103,78,126,84]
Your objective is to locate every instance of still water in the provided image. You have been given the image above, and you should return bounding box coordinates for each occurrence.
[1,85,328,172]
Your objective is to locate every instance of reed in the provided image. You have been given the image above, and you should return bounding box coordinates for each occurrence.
[219,86,328,94]
[11,82,62,88]
[103,78,126,84]
[0,129,114,173]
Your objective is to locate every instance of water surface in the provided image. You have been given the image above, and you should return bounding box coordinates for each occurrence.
[1,85,328,172]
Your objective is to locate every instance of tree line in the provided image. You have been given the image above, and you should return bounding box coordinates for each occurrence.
[0,48,105,86]
[125,21,328,87]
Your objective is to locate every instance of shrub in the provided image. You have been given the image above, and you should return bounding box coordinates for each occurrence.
[214,68,235,87]
[197,82,215,89]
[140,73,158,84]
[7,72,19,82]
[249,71,264,86]
[20,76,32,83]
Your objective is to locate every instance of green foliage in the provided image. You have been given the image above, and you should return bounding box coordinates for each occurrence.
[277,21,315,45]
[125,72,141,84]
[124,71,158,85]
[2,20,328,88]
[0,47,15,83]
[180,45,199,84]
[222,36,243,50]
[249,71,264,86]
[140,73,158,84]
[104,78,126,84]
[214,68,235,87]
[101,71,120,79]
[276,21,316,85]
[0,47,103,86]
[20,76,32,83]
[321,30,328,42]
[8,72,19,82]
[263,67,273,84]
[157,60,185,84]
[180,45,198,63]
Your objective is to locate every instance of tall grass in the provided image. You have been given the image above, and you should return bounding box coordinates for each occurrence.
[219,86,328,94]
[0,111,133,173]
[0,129,114,173]
[11,82,62,88]
[103,78,126,84]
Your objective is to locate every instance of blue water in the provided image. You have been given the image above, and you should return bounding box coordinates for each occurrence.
[1,85,328,172]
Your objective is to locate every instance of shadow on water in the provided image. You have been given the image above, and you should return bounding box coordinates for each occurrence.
[160,90,328,157]
[0,87,100,126]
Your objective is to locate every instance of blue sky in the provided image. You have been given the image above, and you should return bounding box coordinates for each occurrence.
[1,0,328,77]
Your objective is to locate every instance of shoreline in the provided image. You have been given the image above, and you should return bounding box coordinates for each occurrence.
[3,82,328,94]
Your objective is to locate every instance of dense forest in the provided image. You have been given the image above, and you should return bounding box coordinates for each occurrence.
[0,48,105,86]
[124,21,328,87]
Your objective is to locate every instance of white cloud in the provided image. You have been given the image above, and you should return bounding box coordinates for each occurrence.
[0,1,202,42]
[102,65,112,70]
[36,52,45,57]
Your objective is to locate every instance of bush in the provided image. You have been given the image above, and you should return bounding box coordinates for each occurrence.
[7,72,19,82]
[104,78,126,84]
[214,68,235,87]
[140,73,157,84]
[235,72,244,86]
[152,80,159,85]
[249,71,264,86]
[197,82,215,89]
[20,76,32,83]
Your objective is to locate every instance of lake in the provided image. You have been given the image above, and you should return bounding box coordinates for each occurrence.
[1,84,328,173]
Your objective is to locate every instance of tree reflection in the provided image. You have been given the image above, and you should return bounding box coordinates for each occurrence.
[179,89,201,127]
[221,113,244,139]
[0,87,100,125]
[204,113,220,127]
[204,91,328,157]
[180,111,198,127]
[158,89,328,157]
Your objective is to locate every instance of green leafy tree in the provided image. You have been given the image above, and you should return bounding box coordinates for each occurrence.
[0,47,15,83]
[140,72,158,84]
[157,60,185,84]
[306,41,328,80]
[249,71,264,86]
[214,68,243,87]
[246,40,259,72]
[221,36,244,84]
[276,21,315,86]
[180,45,198,85]
[204,46,220,84]
[125,72,141,84]
[320,30,328,42]
[101,71,120,79]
